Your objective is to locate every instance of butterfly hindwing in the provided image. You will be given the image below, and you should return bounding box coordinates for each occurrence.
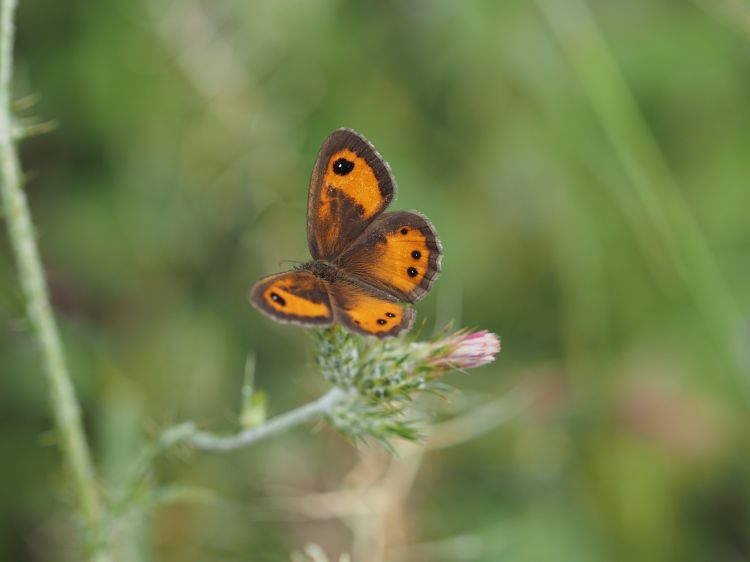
[338,211,442,303]
[249,270,334,327]
[329,277,414,338]
[307,129,396,260]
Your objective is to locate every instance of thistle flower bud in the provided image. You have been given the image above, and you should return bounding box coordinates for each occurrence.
[422,329,501,371]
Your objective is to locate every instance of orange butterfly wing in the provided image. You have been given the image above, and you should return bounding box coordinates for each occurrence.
[339,211,442,303]
[307,129,395,260]
[329,277,414,338]
[250,129,441,338]
[249,270,333,327]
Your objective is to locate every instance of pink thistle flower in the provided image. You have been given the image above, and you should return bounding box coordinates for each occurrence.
[419,329,501,372]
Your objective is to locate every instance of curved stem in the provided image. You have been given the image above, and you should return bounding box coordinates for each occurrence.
[0,1,108,559]
[119,388,348,513]
[187,387,348,452]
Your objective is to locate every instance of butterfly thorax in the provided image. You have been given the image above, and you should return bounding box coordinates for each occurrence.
[302,260,339,283]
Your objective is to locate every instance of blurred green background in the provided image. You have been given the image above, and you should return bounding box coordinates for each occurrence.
[2,0,750,560]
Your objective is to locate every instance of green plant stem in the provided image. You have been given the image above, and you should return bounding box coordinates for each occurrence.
[118,388,348,513]
[537,0,744,393]
[132,387,347,480]
[0,1,108,559]
[185,387,348,451]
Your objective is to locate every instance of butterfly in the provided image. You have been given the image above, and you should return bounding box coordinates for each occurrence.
[249,129,442,337]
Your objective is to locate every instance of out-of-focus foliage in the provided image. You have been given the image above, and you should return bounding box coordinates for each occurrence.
[1,0,750,560]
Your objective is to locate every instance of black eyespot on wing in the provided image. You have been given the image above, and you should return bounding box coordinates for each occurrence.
[385,312,395,318]
[270,292,286,306]
[411,250,421,259]
[333,158,354,176]
[377,319,387,325]
[407,267,418,278]
[400,228,408,235]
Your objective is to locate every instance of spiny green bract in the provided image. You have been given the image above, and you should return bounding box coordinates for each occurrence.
[310,326,459,444]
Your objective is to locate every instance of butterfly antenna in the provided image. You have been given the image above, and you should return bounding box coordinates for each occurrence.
[278,259,304,269]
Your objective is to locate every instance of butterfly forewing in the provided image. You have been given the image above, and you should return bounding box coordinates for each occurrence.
[249,270,334,327]
[307,129,396,260]
[338,211,442,303]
